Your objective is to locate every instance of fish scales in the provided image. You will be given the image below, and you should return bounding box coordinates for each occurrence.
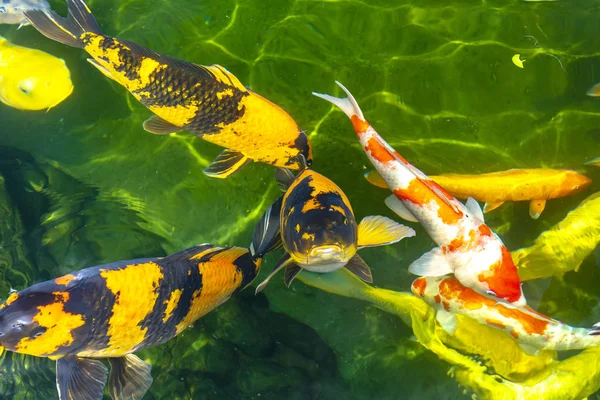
[82,33,247,133]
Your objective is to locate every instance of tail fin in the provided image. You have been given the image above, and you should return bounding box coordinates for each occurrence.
[24,0,102,48]
[312,81,365,121]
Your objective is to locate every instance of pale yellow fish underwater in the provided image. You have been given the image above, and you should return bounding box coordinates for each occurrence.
[0,36,73,110]
[297,268,600,400]
[512,192,600,281]
[585,156,600,167]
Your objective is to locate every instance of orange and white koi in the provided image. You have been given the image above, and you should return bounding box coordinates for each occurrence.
[411,276,600,354]
[313,82,526,306]
[365,168,591,219]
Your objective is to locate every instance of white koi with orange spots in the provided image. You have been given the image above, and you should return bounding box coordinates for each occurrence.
[313,82,526,306]
[411,276,600,353]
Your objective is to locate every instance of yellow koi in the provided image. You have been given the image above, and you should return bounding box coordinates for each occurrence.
[25,0,312,178]
[365,168,591,219]
[0,35,72,110]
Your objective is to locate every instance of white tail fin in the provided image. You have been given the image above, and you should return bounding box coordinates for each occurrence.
[312,81,365,121]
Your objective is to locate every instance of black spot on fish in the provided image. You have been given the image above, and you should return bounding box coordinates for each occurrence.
[233,252,259,291]
[284,175,314,209]
[292,131,312,166]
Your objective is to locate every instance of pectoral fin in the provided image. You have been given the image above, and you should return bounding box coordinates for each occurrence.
[108,354,153,400]
[384,195,419,223]
[142,115,182,135]
[250,196,283,258]
[364,170,389,189]
[56,356,108,400]
[435,309,458,335]
[529,199,546,220]
[284,263,302,287]
[518,342,540,356]
[87,58,118,82]
[203,149,250,179]
[408,247,453,277]
[344,254,372,282]
[357,215,416,248]
[483,201,504,213]
[255,254,292,294]
[465,197,484,221]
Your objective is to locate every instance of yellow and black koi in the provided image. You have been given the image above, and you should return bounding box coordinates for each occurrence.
[0,244,261,400]
[251,160,415,292]
[24,0,312,178]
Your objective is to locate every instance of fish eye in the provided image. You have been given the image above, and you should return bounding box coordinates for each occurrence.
[573,185,580,190]
[19,86,30,95]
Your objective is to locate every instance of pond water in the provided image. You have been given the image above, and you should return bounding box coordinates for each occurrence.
[0,0,599,398]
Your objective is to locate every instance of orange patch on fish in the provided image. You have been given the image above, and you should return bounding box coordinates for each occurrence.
[412,277,427,296]
[434,294,441,304]
[439,278,548,335]
[442,300,451,311]
[351,115,370,133]
[477,246,522,304]
[394,180,463,225]
[447,237,465,252]
[365,137,395,164]
[485,318,506,330]
[478,225,492,237]
[510,330,520,339]
[55,274,76,286]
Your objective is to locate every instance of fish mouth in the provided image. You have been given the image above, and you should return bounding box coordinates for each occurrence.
[305,244,347,265]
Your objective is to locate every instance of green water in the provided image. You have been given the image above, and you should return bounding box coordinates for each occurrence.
[0,0,600,398]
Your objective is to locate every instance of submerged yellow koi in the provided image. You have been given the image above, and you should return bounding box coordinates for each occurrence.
[512,192,600,281]
[0,244,262,400]
[0,35,72,110]
[298,268,600,400]
[365,168,591,219]
[25,0,312,178]
[585,156,600,167]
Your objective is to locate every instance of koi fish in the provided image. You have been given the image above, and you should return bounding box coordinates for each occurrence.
[364,168,591,219]
[24,0,312,178]
[512,192,600,281]
[0,36,73,110]
[411,276,600,354]
[313,82,526,306]
[0,0,49,26]
[251,161,415,292]
[0,244,261,400]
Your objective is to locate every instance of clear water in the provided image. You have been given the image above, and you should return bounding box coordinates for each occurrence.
[0,0,599,398]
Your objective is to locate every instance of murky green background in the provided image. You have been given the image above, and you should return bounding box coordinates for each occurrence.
[1,0,600,398]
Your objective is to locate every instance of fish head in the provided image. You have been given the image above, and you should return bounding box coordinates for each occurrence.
[411,276,447,301]
[0,50,73,111]
[283,207,357,268]
[281,170,358,270]
[285,209,358,269]
[0,291,53,352]
[564,172,592,194]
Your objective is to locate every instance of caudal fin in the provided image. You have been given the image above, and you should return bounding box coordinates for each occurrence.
[312,81,365,121]
[24,0,102,48]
